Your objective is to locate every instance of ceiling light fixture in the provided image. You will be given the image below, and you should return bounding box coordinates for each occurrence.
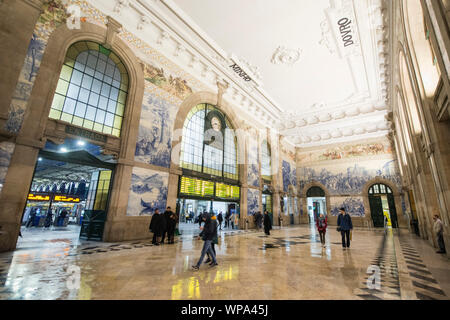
[77,140,86,146]
[60,147,68,153]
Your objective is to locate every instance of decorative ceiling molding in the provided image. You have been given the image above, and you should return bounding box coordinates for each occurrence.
[270,46,302,66]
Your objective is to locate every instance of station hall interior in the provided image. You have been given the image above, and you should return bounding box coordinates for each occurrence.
[0,0,449,300]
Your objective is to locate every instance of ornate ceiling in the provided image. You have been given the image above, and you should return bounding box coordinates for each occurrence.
[91,0,393,148]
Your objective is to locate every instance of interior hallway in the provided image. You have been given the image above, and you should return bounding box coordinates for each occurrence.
[0,225,448,300]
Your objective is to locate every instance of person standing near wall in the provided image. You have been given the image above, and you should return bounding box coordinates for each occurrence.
[149,209,163,245]
[337,208,353,249]
[264,211,272,236]
[433,215,446,254]
[217,212,223,230]
[316,213,328,248]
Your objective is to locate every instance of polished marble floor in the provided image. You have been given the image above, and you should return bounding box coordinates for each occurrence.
[0,224,448,300]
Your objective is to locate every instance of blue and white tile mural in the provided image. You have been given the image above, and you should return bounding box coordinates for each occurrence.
[330,197,365,217]
[282,160,297,192]
[135,91,178,168]
[299,160,401,195]
[127,167,169,216]
[247,189,260,216]
[0,142,16,195]
[247,138,260,187]
[6,34,47,133]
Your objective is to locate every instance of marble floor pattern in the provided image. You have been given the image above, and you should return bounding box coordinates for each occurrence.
[0,225,448,300]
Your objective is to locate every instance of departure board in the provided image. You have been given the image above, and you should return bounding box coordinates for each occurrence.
[179,177,214,197]
[215,183,240,199]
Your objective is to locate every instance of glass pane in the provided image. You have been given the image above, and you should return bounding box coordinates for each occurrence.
[60,65,73,81]
[71,70,83,86]
[374,185,379,194]
[95,109,106,123]
[63,98,76,114]
[85,106,96,121]
[67,84,80,99]
[105,112,114,127]
[51,93,65,111]
[88,92,99,106]
[74,102,87,118]
[380,184,386,194]
[78,88,90,103]
[81,74,93,89]
[98,96,108,110]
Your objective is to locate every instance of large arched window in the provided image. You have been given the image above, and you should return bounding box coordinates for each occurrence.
[399,51,422,135]
[261,139,271,181]
[403,0,440,96]
[49,41,129,137]
[180,104,238,180]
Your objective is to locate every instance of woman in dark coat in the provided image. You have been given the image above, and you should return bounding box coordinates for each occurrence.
[263,211,272,235]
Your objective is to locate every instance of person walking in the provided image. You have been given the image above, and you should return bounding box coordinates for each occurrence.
[44,208,53,228]
[26,208,36,228]
[192,213,218,270]
[225,211,230,228]
[263,211,272,236]
[316,213,328,247]
[204,215,219,264]
[433,215,446,254]
[149,209,164,245]
[337,208,353,249]
[217,212,223,230]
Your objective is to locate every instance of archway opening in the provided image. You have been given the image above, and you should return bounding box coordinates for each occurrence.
[176,103,240,238]
[368,183,398,228]
[306,186,326,224]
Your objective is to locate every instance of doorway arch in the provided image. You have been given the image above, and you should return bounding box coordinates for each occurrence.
[368,183,399,228]
[302,183,330,225]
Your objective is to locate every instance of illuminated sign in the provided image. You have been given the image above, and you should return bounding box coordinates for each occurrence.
[28,194,50,201]
[27,194,81,203]
[54,195,81,203]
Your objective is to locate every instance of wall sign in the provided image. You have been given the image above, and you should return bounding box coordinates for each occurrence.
[65,125,107,143]
[229,63,252,82]
[338,18,354,47]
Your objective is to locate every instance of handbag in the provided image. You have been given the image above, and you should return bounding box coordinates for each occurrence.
[336,227,341,232]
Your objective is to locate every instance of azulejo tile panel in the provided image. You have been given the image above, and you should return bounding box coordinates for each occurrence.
[299,159,401,195]
[135,90,178,168]
[0,142,16,195]
[127,167,169,216]
[330,197,365,217]
[282,160,297,193]
[247,189,260,216]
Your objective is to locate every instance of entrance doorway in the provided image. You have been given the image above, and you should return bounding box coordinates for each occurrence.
[306,186,327,224]
[262,193,273,225]
[18,139,115,249]
[177,198,240,237]
[368,183,398,228]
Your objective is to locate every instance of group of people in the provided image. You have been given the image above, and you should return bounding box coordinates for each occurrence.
[253,211,273,235]
[314,207,353,249]
[25,207,69,228]
[149,206,179,245]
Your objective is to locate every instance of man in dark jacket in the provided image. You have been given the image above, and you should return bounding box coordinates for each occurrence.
[337,208,353,249]
[217,212,223,230]
[161,206,173,244]
[149,209,164,245]
[166,207,177,244]
[263,211,272,235]
[192,213,218,270]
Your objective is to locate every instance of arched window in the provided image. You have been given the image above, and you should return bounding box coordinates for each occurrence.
[399,51,422,135]
[49,41,129,137]
[368,183,392,195]
[180,103,238,180]
[403,0,440,96]
[261,139,271,181]
[306,186,325,197]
